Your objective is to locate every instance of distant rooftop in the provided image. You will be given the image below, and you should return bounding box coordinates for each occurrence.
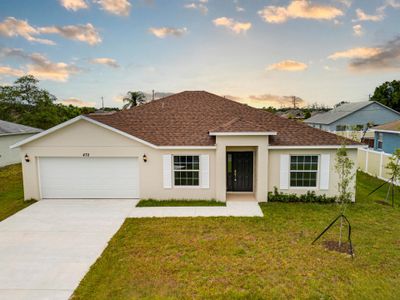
[374,120,400,132]
[304,101,400,125]
[0,120,42,136]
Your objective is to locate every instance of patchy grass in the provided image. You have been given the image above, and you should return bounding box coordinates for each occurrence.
[0,164,35,221]
[137,199,225,207]
[73,172,400,299]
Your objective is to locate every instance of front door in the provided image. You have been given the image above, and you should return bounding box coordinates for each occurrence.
[227,152,253,192]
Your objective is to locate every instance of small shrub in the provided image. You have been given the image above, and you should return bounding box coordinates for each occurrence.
[268,187,337,203]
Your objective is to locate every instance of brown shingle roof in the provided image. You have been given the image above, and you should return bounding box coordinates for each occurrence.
[374,120,400,132]
[88,91,359,147]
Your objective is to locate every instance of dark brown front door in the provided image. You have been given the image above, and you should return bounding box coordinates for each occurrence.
[226,152,253,192]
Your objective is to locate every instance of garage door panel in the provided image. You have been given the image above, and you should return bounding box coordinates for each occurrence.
[39,157,139,199]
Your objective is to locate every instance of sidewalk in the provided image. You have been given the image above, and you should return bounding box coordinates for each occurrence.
[129,201,264,218]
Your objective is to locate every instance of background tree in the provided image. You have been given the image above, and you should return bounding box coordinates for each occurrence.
[371,80,400,112]
[0,75,97,129]
[123,91,146,109]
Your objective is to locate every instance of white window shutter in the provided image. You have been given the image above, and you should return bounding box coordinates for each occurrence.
[320,154,330,190]
[280,154,289,190]
[200,155,209,189]
[163,154,172,189]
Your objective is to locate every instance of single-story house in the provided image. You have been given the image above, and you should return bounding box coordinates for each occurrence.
[304,101,400,132]
[12,91,361,202]
[0,120,42,167]
[373,120,400,154]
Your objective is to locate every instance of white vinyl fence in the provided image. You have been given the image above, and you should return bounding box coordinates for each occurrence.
[358,148,399,186]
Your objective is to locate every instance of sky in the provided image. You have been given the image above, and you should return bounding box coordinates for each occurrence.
[0,0,399,109]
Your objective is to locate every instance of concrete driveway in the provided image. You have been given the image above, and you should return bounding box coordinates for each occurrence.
[0,199,137,300]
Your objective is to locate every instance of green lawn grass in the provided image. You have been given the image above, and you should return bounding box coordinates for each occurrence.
[0,164,35,221]
[137,199,225,207]
[73,172,400,299]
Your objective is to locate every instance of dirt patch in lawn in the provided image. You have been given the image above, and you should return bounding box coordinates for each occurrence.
[375,200,392,207]
[323,240,354,255]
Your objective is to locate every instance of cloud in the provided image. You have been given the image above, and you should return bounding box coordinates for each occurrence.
[349,36,400,71]
[90,57,119,68]
[328,47,382,60]
[0,17,55,45]
[59,0,88,11]
[225,94,306,108]
[148,27,188,38]
[258,0,343,24]
[60,97,95,107]
[184,0,208,14]
[39,23,101,45]
[0,66,24,77]
[352,1,400,22]
[353,24,363,36]
[213,17,251,34]
[266,60,308,71]
[353,8,384,22]
[0,17,101,46]
[94,0,131,16]
[0,47,79,81]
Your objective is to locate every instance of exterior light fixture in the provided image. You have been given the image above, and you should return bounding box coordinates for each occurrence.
[143,154,148,162]
[24,154,30,163]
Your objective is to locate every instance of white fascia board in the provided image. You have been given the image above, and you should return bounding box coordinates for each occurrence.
[209,131,277,136]
[9,115,217,150]
[158,146,217,150]
[269,145,363,149]
[372,129,400,135]
[10,116,84,149]
[82,116,158,149]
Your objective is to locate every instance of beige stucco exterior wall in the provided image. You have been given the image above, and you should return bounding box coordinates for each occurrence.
[19,118,359,202]
[20,119,216,201]
[215,135,268,202]
[0,133,37,167]
[268,148,358,200]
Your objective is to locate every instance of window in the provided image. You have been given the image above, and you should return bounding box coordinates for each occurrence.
[336,125,347,131]
[290,155,318,187]
[173,155,199,186]
[377,133,383,150]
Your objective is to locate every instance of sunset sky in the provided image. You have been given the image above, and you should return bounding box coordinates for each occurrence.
[0,0,399,108]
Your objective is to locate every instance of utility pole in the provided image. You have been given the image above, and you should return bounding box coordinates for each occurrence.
[292,96,297,109]
[101,96,104,110]
[152,90,155,101]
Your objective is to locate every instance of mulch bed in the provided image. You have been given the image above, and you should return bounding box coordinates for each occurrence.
[323,240,354,256]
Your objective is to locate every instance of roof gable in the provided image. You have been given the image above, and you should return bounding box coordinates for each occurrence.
[304,101,400,125]
[374,120,400,132]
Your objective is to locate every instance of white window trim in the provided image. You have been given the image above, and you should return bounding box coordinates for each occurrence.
[288,155,320,189]
[172,154,201,188]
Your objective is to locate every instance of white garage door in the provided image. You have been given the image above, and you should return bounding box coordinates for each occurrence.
[39,157,139,199]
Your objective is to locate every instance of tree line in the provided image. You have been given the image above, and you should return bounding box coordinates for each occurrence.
[1,75,399,130]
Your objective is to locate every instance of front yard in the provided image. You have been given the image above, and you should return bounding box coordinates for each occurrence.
[73,172,400,299]
[0,164,35,221]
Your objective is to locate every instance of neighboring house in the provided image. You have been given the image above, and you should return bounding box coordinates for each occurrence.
[11,91,360,203]
[0,120,42,167]
[304,101,400,132]
[373,120,400,154]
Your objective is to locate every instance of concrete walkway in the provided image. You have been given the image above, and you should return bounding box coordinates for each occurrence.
[129,200,264,218]
[0,199,137,300]
[0,199,262,300]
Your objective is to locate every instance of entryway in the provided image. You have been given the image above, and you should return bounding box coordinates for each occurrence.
[226,152,253,192]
